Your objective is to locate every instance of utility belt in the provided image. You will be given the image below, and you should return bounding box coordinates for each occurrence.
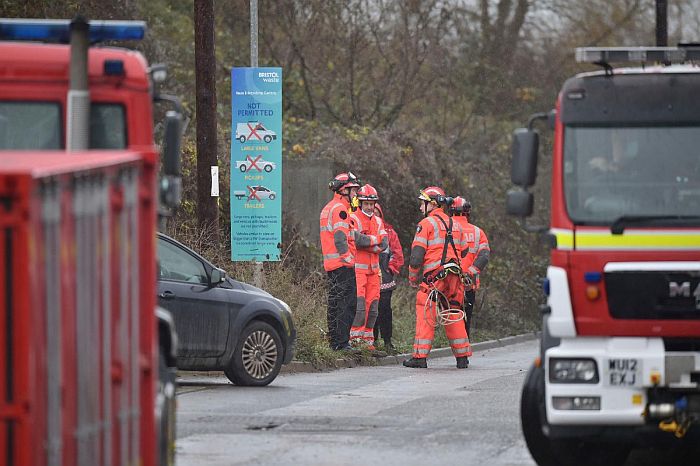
[422,260,462,286]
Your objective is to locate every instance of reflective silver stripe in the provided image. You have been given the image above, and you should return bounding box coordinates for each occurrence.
[427,238,443,246]
[426,216,440,242]
[453,347,470,355]
[353,214,364,231]
[414,236,428,245]
[414,348,430,355]
[450,338,470,345]
[474,226,481,247]
[424,259,442,271]
[414,338,432,345]
[324,253,341,259]
[341,255,354,263]
[477,243,490,252]
[468,247,478,253]
[355,263,370,269]
[320,226,332,232]
[332,221,349,229]
[370,263,380,270]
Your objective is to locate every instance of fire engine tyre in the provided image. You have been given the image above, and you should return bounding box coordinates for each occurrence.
[264,165,273,172]
[263,135,272,143]
[521,364,558,466]
[268,194,276,200]
[520,364,630,466]
[156,349,177,466]
[225,321,283,386]
[238,136,247,143]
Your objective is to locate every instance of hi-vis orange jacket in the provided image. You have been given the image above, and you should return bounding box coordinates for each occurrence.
[408,208,465,284]
[320,194,357,272]
[351,210,388,274]
[453,215,490,287]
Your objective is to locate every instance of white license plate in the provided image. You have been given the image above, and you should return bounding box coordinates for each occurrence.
[605,358,641,387]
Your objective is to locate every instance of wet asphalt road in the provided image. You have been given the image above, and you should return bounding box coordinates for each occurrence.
[175,340,538,466]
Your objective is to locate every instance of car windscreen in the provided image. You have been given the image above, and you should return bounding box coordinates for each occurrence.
[563,126,700,224]
[0,101,126,149]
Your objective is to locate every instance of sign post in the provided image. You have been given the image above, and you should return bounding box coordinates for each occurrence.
[230,67,282,261]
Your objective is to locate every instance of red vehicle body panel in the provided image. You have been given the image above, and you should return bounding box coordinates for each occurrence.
[549,96,700,338]
[0,150,157,466]
[0,42,154,148]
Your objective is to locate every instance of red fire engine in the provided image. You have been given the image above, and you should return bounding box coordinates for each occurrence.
[0,18,182,466]
[509,46,700,465]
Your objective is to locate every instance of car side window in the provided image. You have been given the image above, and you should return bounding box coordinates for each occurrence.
[157,238,208,285]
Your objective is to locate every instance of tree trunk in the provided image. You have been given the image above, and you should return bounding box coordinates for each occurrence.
[194,0,219,237]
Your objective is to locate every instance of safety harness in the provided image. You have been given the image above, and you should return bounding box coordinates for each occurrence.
[421,213,468,327]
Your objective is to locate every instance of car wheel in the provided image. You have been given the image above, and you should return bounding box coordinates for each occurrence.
[225,321,282,386]
[238,136,246,143]
[264,135,272,143]
[239,165,247,172]
[268,194,276,200]
[156,348,177,466]
[264,164,273,172]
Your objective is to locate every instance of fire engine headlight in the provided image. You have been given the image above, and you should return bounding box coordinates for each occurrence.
[549,358,599,384]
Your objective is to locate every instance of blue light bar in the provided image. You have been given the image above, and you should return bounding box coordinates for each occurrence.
[0,18,145,43]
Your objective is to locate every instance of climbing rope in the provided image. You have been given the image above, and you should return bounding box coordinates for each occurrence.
[423,285,465,328]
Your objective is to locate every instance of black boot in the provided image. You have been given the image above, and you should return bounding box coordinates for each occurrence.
[456,356,469,369]
[385,341,397,355]
[403,357,427,368]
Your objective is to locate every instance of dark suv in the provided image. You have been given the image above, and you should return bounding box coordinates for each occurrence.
[156,233,295,386]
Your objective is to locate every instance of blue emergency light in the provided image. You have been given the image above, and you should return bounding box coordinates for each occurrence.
[0,18,145,43]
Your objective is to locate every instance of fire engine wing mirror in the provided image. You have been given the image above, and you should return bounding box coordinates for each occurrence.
[163,111,182,177]
[506,190,534,217]
[209,267,227,286]
[160,110,183,211]
[511,128,538,187]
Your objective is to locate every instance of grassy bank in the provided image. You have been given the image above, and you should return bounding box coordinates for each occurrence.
[162,223,539,365]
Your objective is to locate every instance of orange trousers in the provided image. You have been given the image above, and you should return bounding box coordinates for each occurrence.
[412,273,471,358]
[350,272,380,345]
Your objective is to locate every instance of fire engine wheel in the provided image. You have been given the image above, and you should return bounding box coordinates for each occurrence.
[225,321,282,386]
[520,364,558,466]
[156,348,177,466]
[263,135,272,143]
[521,364,630,466]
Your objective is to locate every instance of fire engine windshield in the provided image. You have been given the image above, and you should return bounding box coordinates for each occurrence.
[0,101,126,150]
[563,126,700,225]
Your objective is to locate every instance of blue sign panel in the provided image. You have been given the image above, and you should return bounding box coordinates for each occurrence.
[230,67,282,261]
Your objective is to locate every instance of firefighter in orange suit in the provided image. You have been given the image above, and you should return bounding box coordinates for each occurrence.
[349,184,387,354]
[320,172,361,351]
[403,186,472,369]
[451,196,490,337]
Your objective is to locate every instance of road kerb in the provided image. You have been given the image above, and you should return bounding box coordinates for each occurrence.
[281,331,540,373]
[177,332,541,380]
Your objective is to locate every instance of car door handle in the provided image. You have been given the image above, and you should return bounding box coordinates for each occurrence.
[159,290,176,300]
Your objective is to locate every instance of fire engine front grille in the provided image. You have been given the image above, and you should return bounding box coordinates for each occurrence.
[605,271,700,320]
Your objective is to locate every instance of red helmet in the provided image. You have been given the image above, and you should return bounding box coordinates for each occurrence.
[451,196,467,214]
[329,171,361,192]
[357,184,379,201]
[418,186,445,204]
